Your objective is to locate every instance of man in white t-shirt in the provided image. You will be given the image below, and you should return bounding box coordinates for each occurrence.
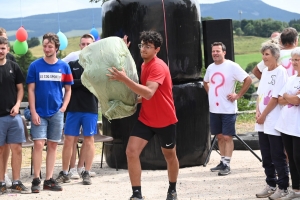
[204,42,252,176]
[279,27,299,77]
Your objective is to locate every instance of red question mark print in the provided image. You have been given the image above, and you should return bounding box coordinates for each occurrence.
[211,72,225,106]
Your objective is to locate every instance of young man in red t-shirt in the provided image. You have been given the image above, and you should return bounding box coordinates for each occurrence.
[107,31,179,200]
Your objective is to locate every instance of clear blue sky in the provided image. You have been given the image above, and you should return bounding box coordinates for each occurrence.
[0,0,299,19]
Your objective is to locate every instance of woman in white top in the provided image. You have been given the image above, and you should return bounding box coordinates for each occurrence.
[275,47,300,200]
[255,42,289,199]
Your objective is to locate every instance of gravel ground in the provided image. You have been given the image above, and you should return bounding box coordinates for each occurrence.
[1,150,297,200]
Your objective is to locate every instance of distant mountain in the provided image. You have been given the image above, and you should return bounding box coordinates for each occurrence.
[0,8,102,41]
[1,0,300,41]
[200,0,300,22]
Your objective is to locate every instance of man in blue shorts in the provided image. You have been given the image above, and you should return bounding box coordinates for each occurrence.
[55,33,98,185]
[0,36,30,194]
[204,42,251,176]
[26,33,73,193]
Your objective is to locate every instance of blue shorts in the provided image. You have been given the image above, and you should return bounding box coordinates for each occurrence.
[30,110,64,142]
[0,114,25,146]
[64,112,98,137]
[209,112,237,136]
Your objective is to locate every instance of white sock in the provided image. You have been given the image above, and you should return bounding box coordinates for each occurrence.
[221,156,225,163]
[224,156,231,167]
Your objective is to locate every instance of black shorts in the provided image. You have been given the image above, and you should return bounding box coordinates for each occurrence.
[130,120,177,149]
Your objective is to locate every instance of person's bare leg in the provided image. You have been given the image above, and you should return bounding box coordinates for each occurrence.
[45,141,58,180]
[62,136,76,171]
[32,140,45,178]
[126,136,148,186]
[3,144,10,177]
[223,135,234,158]
[161,147,179,183]
[79,136,94,171]
[0,146,5,181]
[9,144,22,181]
[69,136,79,169]
[217,134,225,157]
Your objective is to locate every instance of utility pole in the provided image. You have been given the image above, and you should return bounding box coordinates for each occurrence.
[238,10,242,28]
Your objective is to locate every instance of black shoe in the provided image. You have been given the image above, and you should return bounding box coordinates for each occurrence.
[56,171,71,183]
[166,190,178,200]
[210,161,225,172]
[81,171,92,185]
[218,165,231,176]
[43,178,63,191]
[0,182,7,195]
[129,196,144,200]
[11,180,30,194]
[31,178,41,193]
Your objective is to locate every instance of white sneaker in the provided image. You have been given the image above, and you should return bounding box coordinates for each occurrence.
[77,167,96,177]
[269,188,289,200]
[69,168,80,179]
[5,174,12,188]
[279,190,300,200]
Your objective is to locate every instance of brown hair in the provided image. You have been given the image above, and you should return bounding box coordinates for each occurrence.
[211,42,226,51]
[81,34,95,41]
[0,36,9,46]
[42,33,60,52]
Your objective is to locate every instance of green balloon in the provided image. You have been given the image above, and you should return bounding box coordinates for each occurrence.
[13,40,28,55]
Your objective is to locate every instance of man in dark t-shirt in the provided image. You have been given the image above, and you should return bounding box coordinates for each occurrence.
[0,36,30,194]
[0,27,18,189]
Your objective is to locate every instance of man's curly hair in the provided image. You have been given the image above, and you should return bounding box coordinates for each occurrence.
[139,31,163,49]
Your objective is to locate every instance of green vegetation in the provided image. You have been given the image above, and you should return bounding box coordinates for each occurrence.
[237,113,256,123]
[235,53,262,69]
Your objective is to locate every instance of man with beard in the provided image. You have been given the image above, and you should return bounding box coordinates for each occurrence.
[26,33,73,193]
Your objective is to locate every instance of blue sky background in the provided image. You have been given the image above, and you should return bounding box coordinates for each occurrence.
[0,0,299,19]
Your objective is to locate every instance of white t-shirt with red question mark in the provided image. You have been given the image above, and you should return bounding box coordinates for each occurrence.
[255,65,288,136]
[204,60,249,114]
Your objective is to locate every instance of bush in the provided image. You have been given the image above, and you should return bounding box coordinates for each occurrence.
[238,97,256,111]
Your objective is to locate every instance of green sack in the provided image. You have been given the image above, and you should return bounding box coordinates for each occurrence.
[79,36,139,120]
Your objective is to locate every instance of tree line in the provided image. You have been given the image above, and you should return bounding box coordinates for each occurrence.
[202,17,300,37]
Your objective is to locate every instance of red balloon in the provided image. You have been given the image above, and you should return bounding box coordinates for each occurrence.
[16,26,28,42]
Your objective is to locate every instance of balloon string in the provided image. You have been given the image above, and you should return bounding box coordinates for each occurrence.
[57,0,61,31]
[161,0,169,67]
[92,2,95,28]
[20,0,23,26]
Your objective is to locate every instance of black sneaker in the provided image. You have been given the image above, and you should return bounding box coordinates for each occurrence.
[43,178,63,191]
[31,178,41,193]
[0,182,7,195]
[210,161,225,172]
[11,180,30,194]
[56,171,71,183]
[218,165,231,176]
[128,196,144,200]
[81,171,92,185]
[166,190,178,200]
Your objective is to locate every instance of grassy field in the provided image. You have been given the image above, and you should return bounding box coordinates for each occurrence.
[235,53,262,69]
[29,35,269,69]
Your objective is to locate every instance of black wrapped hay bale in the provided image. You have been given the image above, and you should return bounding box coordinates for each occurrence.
[103,81,210,169]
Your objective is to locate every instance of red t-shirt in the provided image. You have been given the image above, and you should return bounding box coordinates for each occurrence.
[138,56,178,128]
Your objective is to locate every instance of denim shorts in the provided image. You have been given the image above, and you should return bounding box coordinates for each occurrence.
[0,114,25,146]
[209,112,237,136]
[64,112,98,137]
[30,110,64,142]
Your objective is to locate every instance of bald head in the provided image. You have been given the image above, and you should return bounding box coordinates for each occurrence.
[270,31,280,39]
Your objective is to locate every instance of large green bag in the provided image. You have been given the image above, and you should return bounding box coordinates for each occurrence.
[79,36,139,120]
